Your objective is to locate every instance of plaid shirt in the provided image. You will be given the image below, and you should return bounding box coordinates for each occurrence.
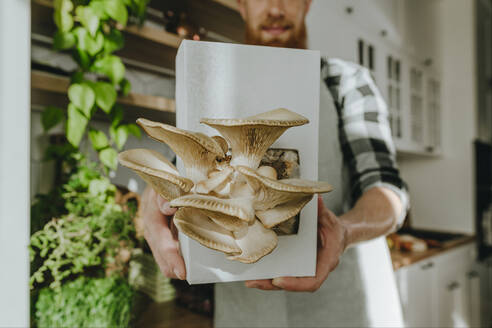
[321,57,409,225]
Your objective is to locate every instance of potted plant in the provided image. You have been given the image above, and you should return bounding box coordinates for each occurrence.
[29,0,159,326]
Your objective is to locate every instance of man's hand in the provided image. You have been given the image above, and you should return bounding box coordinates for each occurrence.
[141,186,186,280]
[245,195,347,292]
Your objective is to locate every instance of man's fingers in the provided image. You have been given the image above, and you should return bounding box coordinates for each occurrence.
[141,188,186,279]
[156,194,178,216]
[148,227,186,279]
[272,276,320,292]
[245,279,282,290]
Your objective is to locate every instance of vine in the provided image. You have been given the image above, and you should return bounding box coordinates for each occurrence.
[42,0,150,171]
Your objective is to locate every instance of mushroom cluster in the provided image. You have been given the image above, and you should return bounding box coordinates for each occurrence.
[118,108,333,263]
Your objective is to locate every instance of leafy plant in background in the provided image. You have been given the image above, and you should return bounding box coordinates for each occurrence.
[35,276,134,327]
[42,0,150,171]
[30,0,152,326]
[30,157,138,290]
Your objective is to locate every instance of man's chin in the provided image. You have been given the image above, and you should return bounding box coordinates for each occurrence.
[245,26,307,49]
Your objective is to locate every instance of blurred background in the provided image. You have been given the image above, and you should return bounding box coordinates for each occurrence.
[0,0,491,327]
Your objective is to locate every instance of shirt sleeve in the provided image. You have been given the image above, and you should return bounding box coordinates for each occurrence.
[322,58,409,227]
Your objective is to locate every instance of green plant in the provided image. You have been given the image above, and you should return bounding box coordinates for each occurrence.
[30,158,139,290]
[42,0,150,171]
[35,276,134,328]
[30,1,151,325]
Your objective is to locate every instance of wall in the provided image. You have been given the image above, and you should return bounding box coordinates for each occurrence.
[398,0,477,234]
[0,0,31,326]
[307,0,477,234]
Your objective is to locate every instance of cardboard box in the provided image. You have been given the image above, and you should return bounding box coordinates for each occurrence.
[175,40,320,284]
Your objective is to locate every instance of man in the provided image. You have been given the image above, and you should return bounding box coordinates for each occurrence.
[141,0,409,326]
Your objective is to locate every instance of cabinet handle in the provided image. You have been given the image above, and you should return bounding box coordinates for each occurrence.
[467,271,479,279]
[447,281,460,291]
[421,262,434,270]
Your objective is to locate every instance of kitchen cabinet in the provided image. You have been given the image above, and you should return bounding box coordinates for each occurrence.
[394,243,482,328]
[396,260,438,327]
[309,1,444,156]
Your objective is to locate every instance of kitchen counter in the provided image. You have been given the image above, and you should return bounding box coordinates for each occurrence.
[390,235,476,270]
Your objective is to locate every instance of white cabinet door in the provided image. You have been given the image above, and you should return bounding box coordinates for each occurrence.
[437,272,469,327]
[424,74,442,154]
[435,244,475,327]
[395,260,438,327]
[466,269,481,327]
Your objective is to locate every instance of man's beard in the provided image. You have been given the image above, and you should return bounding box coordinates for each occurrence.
[245,21,307,49]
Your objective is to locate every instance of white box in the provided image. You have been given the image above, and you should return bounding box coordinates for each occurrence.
[175,40,320,284]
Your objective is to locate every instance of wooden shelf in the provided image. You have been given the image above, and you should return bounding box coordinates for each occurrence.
[32,0,181,71]
[212,0,239,12]
[31,70,176,113]
[124,25,182,49]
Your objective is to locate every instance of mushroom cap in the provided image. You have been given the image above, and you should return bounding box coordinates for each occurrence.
[118,149,193,200]
[137,118,226,183]
[200,108,309,127]
[256,195,313,228]
[212,135,229,154]
[235,166,333,195]
[257,165,278,180]
[227,220,278,264]
[200,108,309,169]
[170,194,255,222]
[174,208,241,254]
[198,208,248,232]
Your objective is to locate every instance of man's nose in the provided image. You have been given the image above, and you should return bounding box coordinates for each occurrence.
[267,0,285,17]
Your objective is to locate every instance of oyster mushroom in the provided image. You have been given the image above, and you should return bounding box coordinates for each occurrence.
[201,108,309,169]
[137,118,226,183]
[212,135,229,154]
[256,195,313,228]
[257,165,278,180]
[118,149,193,201]
[198,208,248,232]
[174,208,241,254]
[194,166,234,195]
[227,220,278,264]
[170,193,255,222]
[235,165,333,227]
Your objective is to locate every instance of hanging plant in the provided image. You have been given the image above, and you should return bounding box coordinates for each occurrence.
[42,0,150,171]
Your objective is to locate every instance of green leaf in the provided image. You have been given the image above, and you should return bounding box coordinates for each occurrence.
[53,30,75,50]
[125,123,141,138]
[74,49,91,71]
[68,83,95,117]
[42,106,65,132]
[88,129,109,151]
[53,0,74,32]
[110,125,128,150]
[87,32,104,56]
[119,78,131,96]
[91,55,125,84]
[89,0,109,19]
[110,105,123,127]
[104,0,128,26]
[73,27,88,51]
[71,71,84,84]
[99,148,118,169]
[103,29,124,54]
[67,103,88,147]
[76,6,100,37]
[74,27,103,56]
[92,82,116,113]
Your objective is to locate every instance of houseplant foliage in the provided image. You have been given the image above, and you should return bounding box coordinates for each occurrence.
[43,0,149,171]
[30,0,150,326]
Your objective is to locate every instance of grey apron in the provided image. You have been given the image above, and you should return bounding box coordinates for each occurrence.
[214,80,404,328]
